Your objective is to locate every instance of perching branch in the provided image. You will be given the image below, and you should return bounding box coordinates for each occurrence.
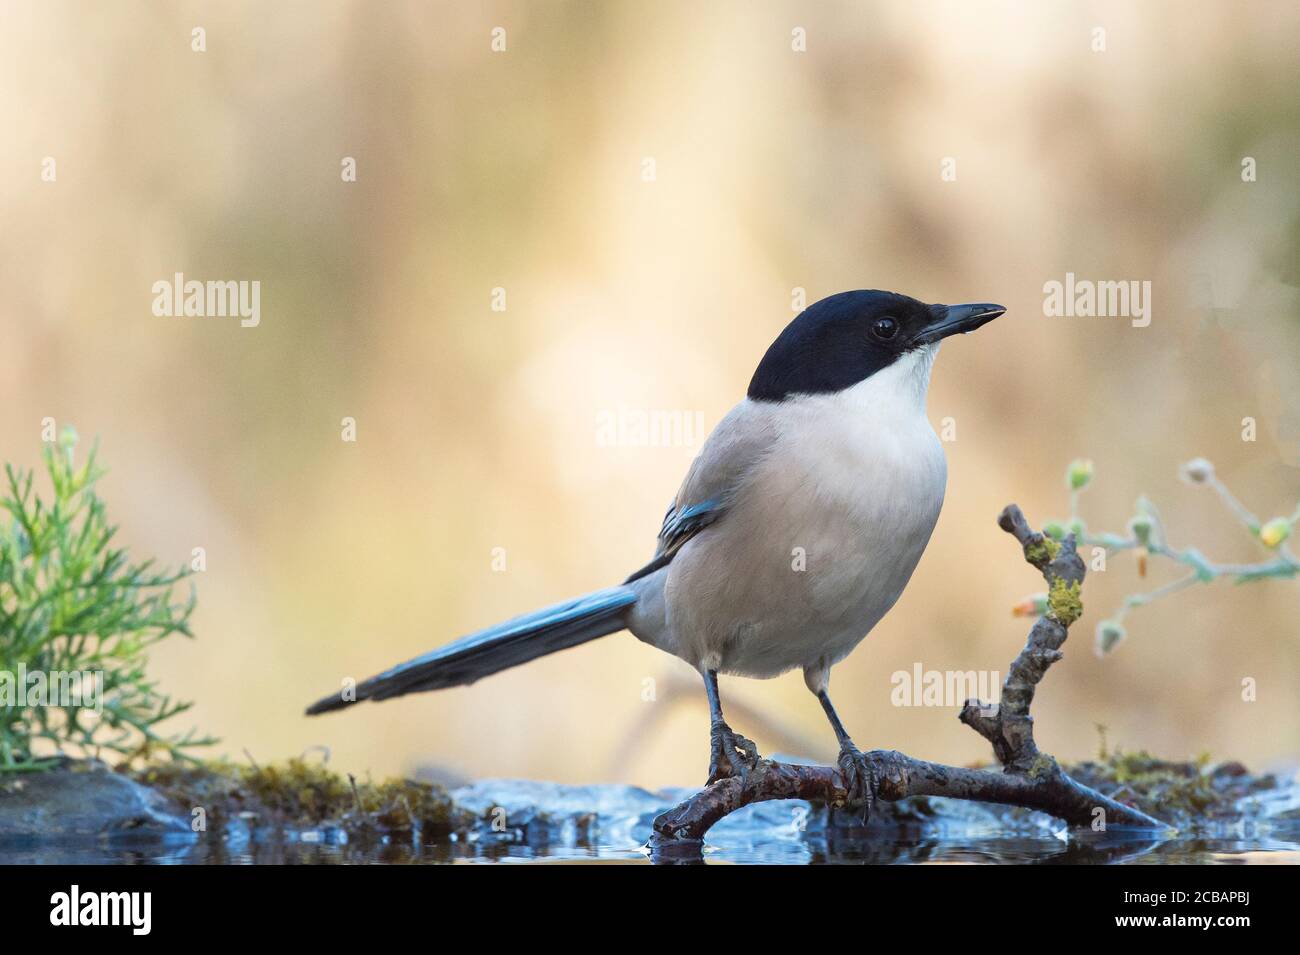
[648,504,1167,856]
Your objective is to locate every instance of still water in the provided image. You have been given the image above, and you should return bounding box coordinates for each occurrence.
[3,831,1298,865]
[5,780,1298,865]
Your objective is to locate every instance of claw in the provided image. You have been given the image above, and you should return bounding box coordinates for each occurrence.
[708,719,760,785]
[837,744,880,822]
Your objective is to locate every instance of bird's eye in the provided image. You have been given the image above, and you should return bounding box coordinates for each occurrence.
[872,317,898,341]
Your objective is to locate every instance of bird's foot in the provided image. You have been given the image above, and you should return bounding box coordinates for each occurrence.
[707,719,760,785]
[838,744,893,822]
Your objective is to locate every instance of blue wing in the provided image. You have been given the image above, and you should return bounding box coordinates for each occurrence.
[623,496,725,583]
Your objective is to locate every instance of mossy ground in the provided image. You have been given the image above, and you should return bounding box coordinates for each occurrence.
[1066,750,1282,828]
[106,748,1289,844]
[131,758,468,837]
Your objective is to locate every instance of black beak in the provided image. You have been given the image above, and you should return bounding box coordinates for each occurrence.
[917,302,1006,345]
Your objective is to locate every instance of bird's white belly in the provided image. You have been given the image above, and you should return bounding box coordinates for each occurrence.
[664,380,947,679]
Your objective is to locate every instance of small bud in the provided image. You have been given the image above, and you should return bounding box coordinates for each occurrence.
[1179,457,1214,484]
[1258,518,1291,549]
[58,424,79,451]
[1127,515,1152,545]
[1068,518,1086,539]
[1067,458,1094,490]
[1095,620,1127,656]
[1043,521,1066,541]
[1012,593,1049,618]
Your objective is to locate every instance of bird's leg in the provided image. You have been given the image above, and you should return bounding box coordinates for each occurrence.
[703,669,759,785]
[817,688,881,820]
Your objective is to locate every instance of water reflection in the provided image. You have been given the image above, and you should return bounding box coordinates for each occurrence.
[5,777,1298,865]
[3,828,1297,866]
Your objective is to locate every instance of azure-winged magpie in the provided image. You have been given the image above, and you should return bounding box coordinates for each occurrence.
[306,290,1005,802]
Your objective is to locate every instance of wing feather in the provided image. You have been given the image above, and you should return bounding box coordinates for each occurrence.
[623,401,777,583]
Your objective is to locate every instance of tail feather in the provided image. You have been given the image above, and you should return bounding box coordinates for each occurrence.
[305,586,636,715]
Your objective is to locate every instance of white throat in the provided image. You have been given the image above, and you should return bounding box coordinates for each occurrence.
[821,342,939,420]
[762,343,943,456]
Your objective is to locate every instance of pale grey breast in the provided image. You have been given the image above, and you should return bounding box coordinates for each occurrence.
[655,347,948,678]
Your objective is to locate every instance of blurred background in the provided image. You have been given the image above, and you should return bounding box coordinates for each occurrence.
[1,0,1296,787]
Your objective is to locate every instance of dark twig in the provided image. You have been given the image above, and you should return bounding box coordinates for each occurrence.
[649,504,1169,854]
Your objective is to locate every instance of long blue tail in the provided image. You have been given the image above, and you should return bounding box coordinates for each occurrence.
[305,586,637,715]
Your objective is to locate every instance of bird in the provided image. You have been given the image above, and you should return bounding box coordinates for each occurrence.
[306,289,1005,808]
